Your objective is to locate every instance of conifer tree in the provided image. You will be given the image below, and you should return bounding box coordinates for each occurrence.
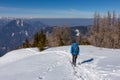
[32,32,39,47]
[38,30,47,51]
[23,38,29,48]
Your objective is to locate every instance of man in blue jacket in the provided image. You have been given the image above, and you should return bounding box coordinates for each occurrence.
[70,40,80,66]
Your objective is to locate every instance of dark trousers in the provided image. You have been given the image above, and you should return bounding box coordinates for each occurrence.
[72,54,78,66]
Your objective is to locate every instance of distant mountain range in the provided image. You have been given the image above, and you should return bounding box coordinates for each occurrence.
[0,19,48,56]
[0,18,93,56]
[31,18,93,27]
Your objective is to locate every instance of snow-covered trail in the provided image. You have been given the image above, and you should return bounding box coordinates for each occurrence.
[0,46,120,80]
[44,46,120,80]
[0,50,74,80]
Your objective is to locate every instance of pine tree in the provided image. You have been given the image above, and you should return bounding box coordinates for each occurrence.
[23,38,29,48]
[32,32,39,47]
[38,30,47,51]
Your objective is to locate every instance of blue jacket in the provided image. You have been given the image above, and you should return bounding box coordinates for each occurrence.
[70,42,80,55]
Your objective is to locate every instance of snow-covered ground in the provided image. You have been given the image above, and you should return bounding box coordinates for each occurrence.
[0,45,120,80]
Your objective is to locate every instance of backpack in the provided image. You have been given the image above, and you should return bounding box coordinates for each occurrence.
[74,44,79,52]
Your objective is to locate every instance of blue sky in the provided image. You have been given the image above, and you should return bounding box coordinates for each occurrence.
[0,0,120,18]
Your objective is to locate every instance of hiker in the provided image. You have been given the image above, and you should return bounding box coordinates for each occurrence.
[70,40,80,66]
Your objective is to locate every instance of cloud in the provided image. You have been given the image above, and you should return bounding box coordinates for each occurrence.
[0,6,94,18]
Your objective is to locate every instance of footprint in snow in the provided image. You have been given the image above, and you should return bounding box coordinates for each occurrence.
[38,76,43,80]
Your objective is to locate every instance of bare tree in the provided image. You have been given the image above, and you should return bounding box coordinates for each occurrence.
[112,11,116,26]
[47,25,72,46]
[117,15,120,48]
[89,11,120,48]
[62,24,72,45]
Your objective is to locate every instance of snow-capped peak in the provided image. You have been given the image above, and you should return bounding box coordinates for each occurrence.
[21,19,23,26]
[25,31,28,36]
[75,29,80,36]
[16,19,20,26]
[11,33,15,37]
[16,19,24,27]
